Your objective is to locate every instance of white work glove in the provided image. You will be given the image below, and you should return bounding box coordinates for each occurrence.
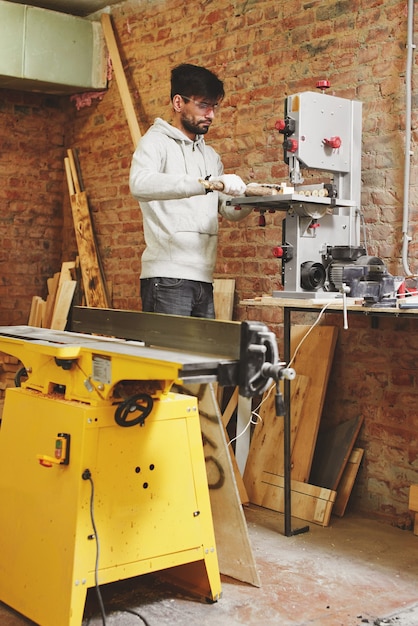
[210,174,247,197]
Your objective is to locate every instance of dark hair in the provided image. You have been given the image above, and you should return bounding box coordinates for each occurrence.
[170,63,225,101]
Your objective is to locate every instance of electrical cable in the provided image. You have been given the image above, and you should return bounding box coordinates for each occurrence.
[83,469,107,626]
[247,300,334,433]
[287,300,333,370]
[401,0,415,275]
[14,366,27,387]
[121,608,152,625]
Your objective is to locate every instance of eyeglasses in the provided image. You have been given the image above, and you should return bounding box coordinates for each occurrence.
[179,95,220,112]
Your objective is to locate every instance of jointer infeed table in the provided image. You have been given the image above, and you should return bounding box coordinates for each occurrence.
[0,308,287,626]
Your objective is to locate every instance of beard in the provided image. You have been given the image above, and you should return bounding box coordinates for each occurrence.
[181,115,210,136]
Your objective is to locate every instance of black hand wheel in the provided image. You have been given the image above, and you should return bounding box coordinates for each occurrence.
[114,393,154,427]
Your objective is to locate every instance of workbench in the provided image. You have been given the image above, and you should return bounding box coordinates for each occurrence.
[240,294,418,536]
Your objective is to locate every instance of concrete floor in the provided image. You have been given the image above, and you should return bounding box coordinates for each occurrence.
[1,505,418,626]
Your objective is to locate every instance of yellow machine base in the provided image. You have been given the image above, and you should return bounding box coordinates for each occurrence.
[0,387,221,626]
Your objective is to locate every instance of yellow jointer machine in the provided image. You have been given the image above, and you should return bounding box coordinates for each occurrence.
[0,307,290,626]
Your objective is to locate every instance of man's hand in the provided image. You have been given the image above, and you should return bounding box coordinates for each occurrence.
[210,174,247,196]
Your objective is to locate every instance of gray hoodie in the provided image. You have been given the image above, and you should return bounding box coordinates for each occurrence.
[129,118,251,283]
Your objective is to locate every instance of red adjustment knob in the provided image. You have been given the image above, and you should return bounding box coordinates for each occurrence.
[309,220,320,229]
[316,80,330,90]
[324,136,342,149]
[272,246,284,258]
[284,138,298,153]
[275,119,286,131]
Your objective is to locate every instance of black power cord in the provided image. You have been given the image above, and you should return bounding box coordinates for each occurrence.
[82,471,153,626]
[82,469,106,626]
[14,366,28,387]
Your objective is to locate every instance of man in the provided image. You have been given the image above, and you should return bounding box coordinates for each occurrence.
[129,63,252,318]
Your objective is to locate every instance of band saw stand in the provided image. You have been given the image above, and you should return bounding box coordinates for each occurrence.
[0,308,293,626]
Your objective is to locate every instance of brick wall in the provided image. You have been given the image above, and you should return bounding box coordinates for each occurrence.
[0,90,69,325]
[0,0,417,525]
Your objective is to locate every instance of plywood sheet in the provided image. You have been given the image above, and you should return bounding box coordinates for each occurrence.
[243,375,309,504]
[182,383,260,587]
[309,415,364,490]
[260,471,336,526]
[289,325,338,482]
[333,448,364,517]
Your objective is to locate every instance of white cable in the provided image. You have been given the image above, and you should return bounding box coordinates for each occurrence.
[401,0,415,276]
[228,301,333,448]
[287,300,333,369]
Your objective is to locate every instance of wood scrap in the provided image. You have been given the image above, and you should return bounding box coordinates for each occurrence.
[243,375,309,504]
[183,382,260,586]
[289,325,338,482]
[28,296,45,328]
[409,484,418,536]
[212,278,247,500]
[213,278,235,321]
[43,272,60,329]
[50,280,77,331]
[101,13,142,149]
[58,260,76,286]
[333,447,364,517]
[309,415,364,490]
[221,386,239,428]
[65,149,110,309]
[259,470,336,526]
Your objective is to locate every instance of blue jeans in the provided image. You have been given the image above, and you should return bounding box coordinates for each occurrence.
[140,277,215,319]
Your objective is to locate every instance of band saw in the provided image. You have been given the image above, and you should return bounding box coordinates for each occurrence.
[230,81,397,304]
[0,307,291,626]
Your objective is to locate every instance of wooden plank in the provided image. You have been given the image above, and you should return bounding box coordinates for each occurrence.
[221,386,239,427]
[43,272,60,329]
[69,191,110,309]
[289,325,338,482]
[409,485,418,536]
[59,261,76,286]
[66,149,81,194]
[28,296,44,327]
[333,448,364,517]
[213,279,235,401]
[309,415,364,490]
[409,484,418,512]
[213,278,235,321]
[183,383,260,587]
[219,387,249,504]
[28,296,39,326]
[235,394,252,475]
[37,299,46,328]
[50,280,77,331]
[260,471,336,526]
[222,421,249,505]
[243,375,309,503]
[64,157,75,196]
[101,13,142,149]
[65,150,111,309]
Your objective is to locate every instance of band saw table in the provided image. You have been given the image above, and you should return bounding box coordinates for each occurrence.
[0,308,287,626]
